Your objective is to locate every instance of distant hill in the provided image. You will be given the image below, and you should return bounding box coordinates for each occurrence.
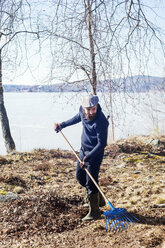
[3,82,89,93]
[3,75,165,93]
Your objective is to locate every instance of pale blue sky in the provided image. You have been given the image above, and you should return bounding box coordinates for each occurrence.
[2,0,165,85]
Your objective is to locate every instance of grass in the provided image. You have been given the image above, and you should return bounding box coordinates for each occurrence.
[156,198,165,204]
[0,189,7,195]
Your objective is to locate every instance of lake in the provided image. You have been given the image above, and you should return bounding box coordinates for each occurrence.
[0,91,164,155]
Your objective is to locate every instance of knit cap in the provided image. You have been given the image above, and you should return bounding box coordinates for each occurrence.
[81,93,99,108]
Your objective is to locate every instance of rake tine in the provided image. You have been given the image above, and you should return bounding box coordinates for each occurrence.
[104,216,108,231]
[113,218,118,232]
[107,218,111,231]
[117,216,125,231]
[108,216,115,231]
[124,212,136,225]
[114,217,119,232]
[113,216,121,232]
[106,216,111,231]
[125,214,133,227]
[113,219,117,232]
[111,217,117,232]
[104,215,108,229]
[109,216,117,232]
[126,215,136,225]
[117,215,126,232]
[118,216,126,231]
[113,217,120,232]
[128,212,139,223]
[120,214,130,228]
[105,216,109,231]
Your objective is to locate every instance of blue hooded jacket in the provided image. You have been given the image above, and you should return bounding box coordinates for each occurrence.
[61,104,109,162]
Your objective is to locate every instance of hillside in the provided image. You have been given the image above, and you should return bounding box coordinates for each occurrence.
[0,135,165,248]
[3,75,165,93]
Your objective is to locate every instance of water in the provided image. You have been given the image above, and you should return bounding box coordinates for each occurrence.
[0,91,164,155]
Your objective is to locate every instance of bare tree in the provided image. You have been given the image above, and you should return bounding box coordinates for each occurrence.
[0,0,46,153]
[0,46,16,152]
[1,0,164,149]
[45,0,165,140]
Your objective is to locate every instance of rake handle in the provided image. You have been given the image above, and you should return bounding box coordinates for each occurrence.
[59,130,112,208]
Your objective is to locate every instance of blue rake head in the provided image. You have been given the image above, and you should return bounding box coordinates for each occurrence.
[104,207,138,232]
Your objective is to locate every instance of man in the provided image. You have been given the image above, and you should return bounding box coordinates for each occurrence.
[54,93,109,221]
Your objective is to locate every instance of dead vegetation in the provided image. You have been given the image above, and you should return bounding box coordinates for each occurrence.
[0,135,164,248]
[0,191,84,237]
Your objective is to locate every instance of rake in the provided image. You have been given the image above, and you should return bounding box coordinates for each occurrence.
[59,130,138,232]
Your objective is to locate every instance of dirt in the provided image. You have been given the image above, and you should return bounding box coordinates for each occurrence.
[0,135,165,248]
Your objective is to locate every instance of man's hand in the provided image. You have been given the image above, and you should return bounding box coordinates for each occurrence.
[80,156,89,170]
[54,123,62,133]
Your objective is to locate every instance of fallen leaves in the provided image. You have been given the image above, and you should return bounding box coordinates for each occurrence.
[0,190,84,239]
[0,136,164,248]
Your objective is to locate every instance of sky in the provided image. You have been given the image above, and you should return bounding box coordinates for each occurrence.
[1,0,165,85]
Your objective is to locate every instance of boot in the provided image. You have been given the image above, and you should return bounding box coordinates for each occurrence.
[83,191,106,207]
[82,193,101,221]
[99,192,106,207]
[82,191,89,207]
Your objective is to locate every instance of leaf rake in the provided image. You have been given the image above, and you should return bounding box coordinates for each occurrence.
[59,130,138,232]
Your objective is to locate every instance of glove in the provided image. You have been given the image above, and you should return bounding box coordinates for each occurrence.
[54,123,63,133]
[80,156,89,170]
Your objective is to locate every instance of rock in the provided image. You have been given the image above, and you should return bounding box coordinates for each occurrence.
[129,196,141,204]
[116,164,126,169]
[146,153,154,158]
[136,162,144,167]
[107,185,115,189]
[149,139,160,146]
[134,188,143,196]
[146,175,153,180]
[133,171,141,174]
[13,186,25,194]
[0,156,8,165]
[150,204,165,208]
[0,192,19,202]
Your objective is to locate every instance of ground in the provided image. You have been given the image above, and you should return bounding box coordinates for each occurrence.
[0,135,165,248]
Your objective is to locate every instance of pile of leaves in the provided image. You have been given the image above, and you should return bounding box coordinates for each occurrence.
[0,190,85,238]
[105,135,165,157]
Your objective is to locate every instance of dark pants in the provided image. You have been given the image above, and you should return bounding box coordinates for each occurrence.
[76,147,104,195]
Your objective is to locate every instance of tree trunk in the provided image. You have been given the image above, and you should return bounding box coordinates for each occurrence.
[87,0,97,95]
[109,88,115,141]
[0,49,16,153]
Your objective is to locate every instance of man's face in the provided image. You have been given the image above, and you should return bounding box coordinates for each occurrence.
[83,105,98,121]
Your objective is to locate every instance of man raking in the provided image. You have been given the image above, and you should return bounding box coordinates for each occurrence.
[54,93,109,221]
